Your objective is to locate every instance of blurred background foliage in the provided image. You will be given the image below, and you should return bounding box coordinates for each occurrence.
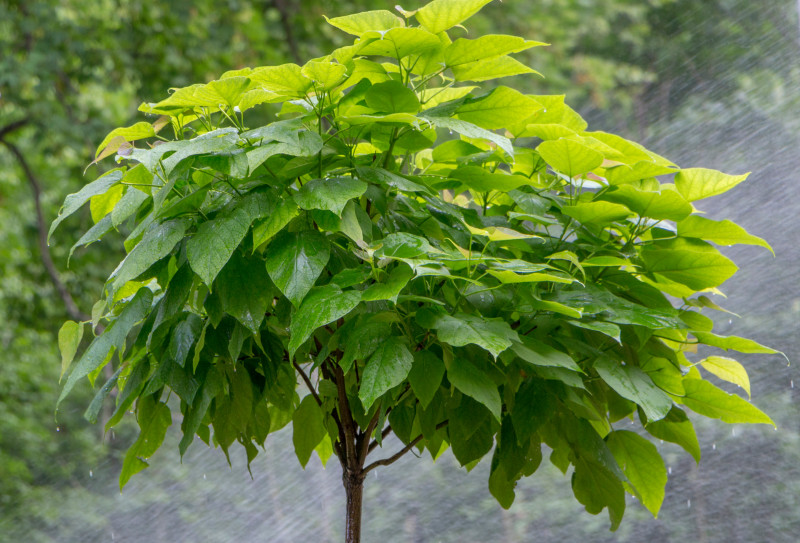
[1,0,799,541]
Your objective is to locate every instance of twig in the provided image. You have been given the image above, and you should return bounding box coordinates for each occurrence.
[363,420,448,474]
[292,361,322,406]
[0,133,87,322]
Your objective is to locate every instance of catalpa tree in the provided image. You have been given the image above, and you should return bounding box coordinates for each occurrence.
[53,0,782,540]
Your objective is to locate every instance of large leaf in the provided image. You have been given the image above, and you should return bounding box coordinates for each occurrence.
[49,170,123,241]
[456,87,542,130]
[420,310,518,358]
[641,239,738,292]
[677,215,773,253]
[415,0,494,34]
[359,337,413,409]
[700,356,751,398]
[511,336,581,372]
[188,207,252,287]
[58,321,84,380]
[593,357,672,422]
[572,456,626,531]
[110,218,189,294]
[692,332,783,356]
[452,56,539,82]
[606,430,667,516]
[324,10,404,36]
[301,61,347,91]
[444,35,546,66]
[120,397,171,488]
[408,350,445,409]
[680,379,773,425]
[562,201,633,225]
[265,230,330,307]
[362,265,414,303]
[215,252,271,334]
[422,115,514,157]
[365,80,421,114]
[450,166,532,192]
[645,407,701,463]
[293,177,368,216]
[538,139,603,178]
[250,63,312,96]
[292,395,326,468]
[357,27,441,59]
[58,288,153,408]
[675,168,749,202]
[447,358,502,421]
[288,285,362,358]
[598,185,692,221]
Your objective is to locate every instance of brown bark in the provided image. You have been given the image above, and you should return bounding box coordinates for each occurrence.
[344,468,365,543]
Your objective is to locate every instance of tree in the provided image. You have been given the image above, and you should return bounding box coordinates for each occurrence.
[54,1,782,541]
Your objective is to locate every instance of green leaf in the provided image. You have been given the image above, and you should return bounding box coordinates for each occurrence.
[451,55,538,82]
[358,27,442,59]
[572,456,626,531]
[293,177,368,216]
[362,264,414,303]
[215,252,271,334]
[445,35,546,66]
[692,331,782,356]
[511,336,581,372]
[90,184,124,223]
[422,115,514,157]
[365,81,421,114]
[292,395,326,468]
[265,230,330,307]
[598,185,692,221]
[593,357,672,421]
[188,208,252,287]
[422,310,518,358]
[58,287,154,408]
[677,215,773,254]
[537,139,603,178]
[192,77,252,107]
[159,128,239,175]
[450,166,532,192]
[112,187,150,228]
[680,379,773,425]
[641,239,738,292]
[376,232,432,258]
[252,197,299,249]
[415,0,494,34]
[49,170,123,241]
[340,315,393,373]
[301,61,347,91]
[456,87,542,130]
[58,321,84,381]
[447,358,502,421]
[408,350,445,409]
[645,407,701,463]
[96,123,156,158]
[675,168,749,202]
[250,63,313,97]
[359,337,413,409]
[606,430,667,517]
[110,218,189,294]
[324,10,404,36]
[700,356,751,398]
[562,201,633,225]
[288,285,362,358]
[120,397,171,488]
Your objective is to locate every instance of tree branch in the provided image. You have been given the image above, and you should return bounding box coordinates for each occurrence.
[363,420,449,475]
[0,133,87,322]
[292,361,322,406]
[367,424,394,455]
[271,0,301,64]
[358,408,382,465]
[332,362,359,468]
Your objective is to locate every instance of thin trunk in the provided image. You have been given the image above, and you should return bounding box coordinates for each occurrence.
[344,469,365,543]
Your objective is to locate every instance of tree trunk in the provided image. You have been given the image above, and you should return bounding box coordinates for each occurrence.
[343,469,365,543]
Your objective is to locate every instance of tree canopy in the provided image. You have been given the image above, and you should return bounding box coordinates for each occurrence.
[51,0,782,536]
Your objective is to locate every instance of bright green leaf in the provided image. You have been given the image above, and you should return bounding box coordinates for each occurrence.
[607,430,667,517]
[265,230,330,307]
[359,337,413,409]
